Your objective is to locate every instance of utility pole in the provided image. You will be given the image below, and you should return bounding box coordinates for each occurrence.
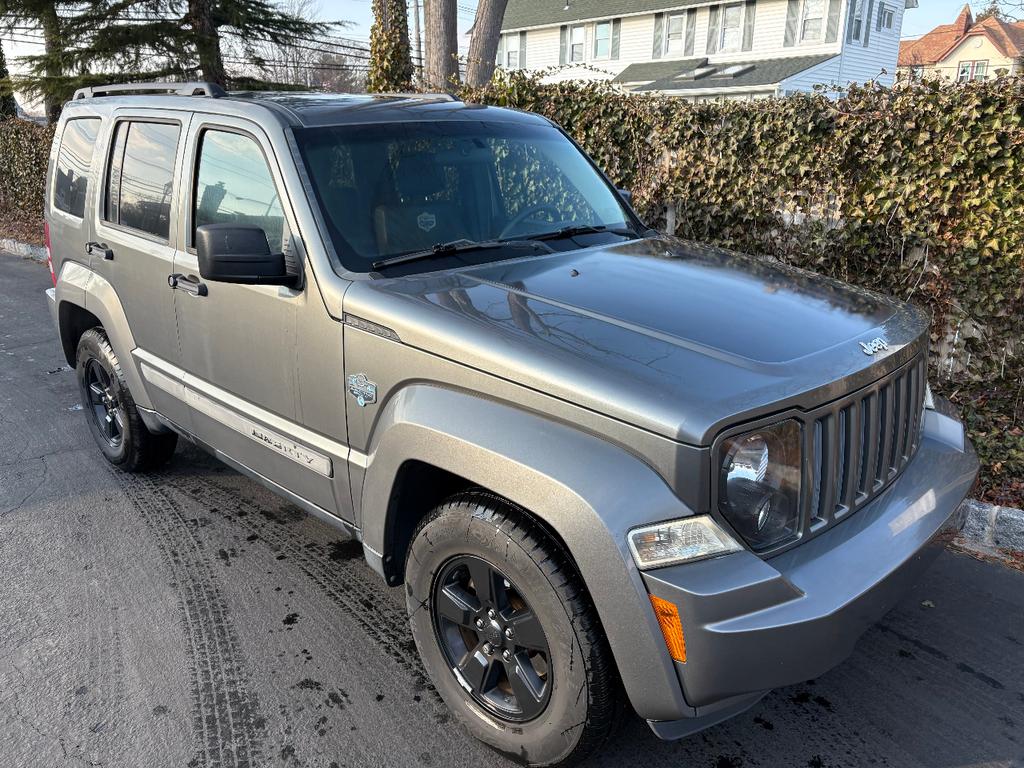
[412,0,422,79]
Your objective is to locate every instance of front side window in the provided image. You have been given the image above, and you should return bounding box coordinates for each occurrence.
[570,25,585,61]
[293,121,633,273]
[594,21,611,59]
[105,121,180,240]
[666,14,685,53]
[53,118,100,218]
[193,129,286,253]
[800,0,825,42]
[721,3,744,52]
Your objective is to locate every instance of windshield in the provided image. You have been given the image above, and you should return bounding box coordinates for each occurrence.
[293,120,634,272]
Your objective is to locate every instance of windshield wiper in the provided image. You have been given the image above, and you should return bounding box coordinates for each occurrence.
[523,224,639,242]
[372,238,550,270]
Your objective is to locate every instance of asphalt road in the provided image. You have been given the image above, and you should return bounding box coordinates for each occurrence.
[1,253,1023,768]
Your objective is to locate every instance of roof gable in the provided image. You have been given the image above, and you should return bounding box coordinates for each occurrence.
[898,4,1024,66]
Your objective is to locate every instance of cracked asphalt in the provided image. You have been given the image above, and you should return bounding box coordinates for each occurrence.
[1,253,1023,768]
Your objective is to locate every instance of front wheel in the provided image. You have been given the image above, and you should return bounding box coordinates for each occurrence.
[406,491,623,766]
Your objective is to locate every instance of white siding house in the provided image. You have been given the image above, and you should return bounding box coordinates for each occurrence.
[497,0,915,97]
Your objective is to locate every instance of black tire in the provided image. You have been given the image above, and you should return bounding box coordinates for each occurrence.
[406,491,623,766]
[76,327,177,472]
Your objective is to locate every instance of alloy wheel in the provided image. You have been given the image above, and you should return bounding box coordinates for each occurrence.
[432,555,552,722]
[85,358,125,448]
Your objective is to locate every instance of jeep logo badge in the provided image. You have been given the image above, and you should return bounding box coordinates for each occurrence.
[346,373,378,407]
[859,337,889,355]
[417,212,436,232]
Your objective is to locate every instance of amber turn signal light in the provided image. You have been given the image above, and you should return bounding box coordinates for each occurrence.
[648,594,687,663]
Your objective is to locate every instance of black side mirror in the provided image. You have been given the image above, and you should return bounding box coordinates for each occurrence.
[196,224,290,285]
[617,188,633,206]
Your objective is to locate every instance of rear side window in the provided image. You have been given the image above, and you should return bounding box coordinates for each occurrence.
[105,121,180,240]
[193,129,286,253]
[53,118,101,218]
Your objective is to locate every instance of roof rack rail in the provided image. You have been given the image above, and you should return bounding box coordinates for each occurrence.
[73,82,227,100]
[382,92,459,101]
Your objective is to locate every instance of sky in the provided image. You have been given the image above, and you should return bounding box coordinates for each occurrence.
[329,0,993,43]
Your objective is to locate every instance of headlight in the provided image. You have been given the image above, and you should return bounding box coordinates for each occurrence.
[627,516,742,570]
[718,419,802,551]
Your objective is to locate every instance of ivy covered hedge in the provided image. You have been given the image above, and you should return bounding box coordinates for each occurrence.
[463,74,1024,506]
[0,118,54,218]
[1,81,1021,505]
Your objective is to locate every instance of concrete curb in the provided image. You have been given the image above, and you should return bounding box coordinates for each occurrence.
[0,237,47,263]
[958,498,1024,553]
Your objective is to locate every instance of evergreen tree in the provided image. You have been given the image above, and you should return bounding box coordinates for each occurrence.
[367,0,413,92]
[9,0,330,112]
[0,0,75,122]
[0,39,17,117]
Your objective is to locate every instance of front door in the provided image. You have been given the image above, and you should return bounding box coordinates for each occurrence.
[90,110,192,430]
[172,116,339,513]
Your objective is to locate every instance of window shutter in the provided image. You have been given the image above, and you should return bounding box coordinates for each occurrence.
[846,0,859,42]
[783,0,799,46]
[825,0,842,41]
[496,34,505,65]
[875,2,884,30]
[559,25,568,64]
[652,12,665,58]
[593,23,599,57]
[684,8,697,55]
[519,31,527,67]
[863,0,873,44]
[706,5,721,54]
[742,0,756,51]
[611,18,621,59]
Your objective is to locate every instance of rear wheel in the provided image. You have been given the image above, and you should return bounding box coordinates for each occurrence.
[76,328,177,472]
[406,491,623,766]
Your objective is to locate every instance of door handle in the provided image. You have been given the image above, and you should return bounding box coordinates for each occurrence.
[168,273,208,297]
[86,241,114,260]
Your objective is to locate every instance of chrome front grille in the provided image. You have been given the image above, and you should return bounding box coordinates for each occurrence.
[806,355,928,532]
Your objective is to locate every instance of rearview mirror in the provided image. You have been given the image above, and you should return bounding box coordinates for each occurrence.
[196,224,290,285]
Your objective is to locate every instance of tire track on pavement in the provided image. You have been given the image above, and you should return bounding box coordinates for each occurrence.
[112,469,268,767]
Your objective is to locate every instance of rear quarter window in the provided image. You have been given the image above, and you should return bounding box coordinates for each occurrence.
[53,118,101,218]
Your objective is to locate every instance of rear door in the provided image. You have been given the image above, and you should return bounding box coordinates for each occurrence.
[90,110,192,429]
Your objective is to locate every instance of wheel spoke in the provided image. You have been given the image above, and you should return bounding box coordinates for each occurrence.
[102,413,115,439]
[89,382,105,403]
[436,583,478,628]
[467,559,506,610]
[506,609,547,651]
[110,407,125,437]
[457,643,496,694]
[505,654,546,718]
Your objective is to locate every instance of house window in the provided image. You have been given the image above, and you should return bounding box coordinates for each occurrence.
[594,20,611,59]
[878,4,894,30]
[800,0,824,42]
[570,24,585,62]
[666,13,685,53]
[957,60,988,82]
[910,65,923,81]
[720,3,744,52]
[851,0,864,41]
[505,33,520,67]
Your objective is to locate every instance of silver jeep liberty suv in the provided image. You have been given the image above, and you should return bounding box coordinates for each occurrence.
[44,83,978,766]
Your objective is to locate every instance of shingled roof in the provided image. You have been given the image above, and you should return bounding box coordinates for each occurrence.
[898,5,1024,66]
[502,0,705,31]
[629,54,837,92]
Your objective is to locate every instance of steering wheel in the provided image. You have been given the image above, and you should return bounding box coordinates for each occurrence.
[498,204,562,239]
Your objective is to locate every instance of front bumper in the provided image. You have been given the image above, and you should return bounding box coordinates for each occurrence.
[643,404,977,738]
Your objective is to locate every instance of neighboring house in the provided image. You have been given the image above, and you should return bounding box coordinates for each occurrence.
[496,0,915,98]
[897,5,1024,82]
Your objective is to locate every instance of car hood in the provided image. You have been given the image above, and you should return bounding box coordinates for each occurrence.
[345,237,929,445]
